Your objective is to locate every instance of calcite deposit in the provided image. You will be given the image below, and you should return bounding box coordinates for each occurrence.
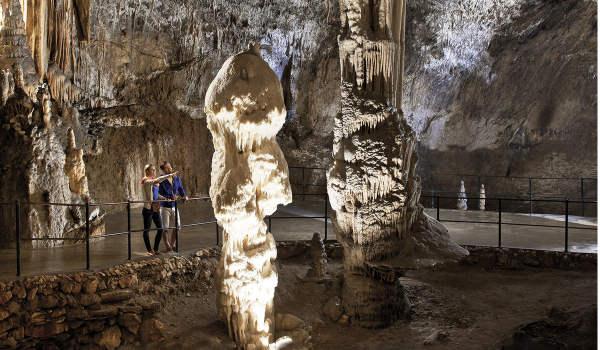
[458,180,467,210]
[0,2,102,248]
[204,43,292,349]
[328,0,468,328]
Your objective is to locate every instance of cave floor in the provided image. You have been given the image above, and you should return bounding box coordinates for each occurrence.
[120,257,597,350]
[0,199,595,278]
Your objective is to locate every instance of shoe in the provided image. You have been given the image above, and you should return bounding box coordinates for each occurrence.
[147,251,154,256]
[153,251,162,255]
[165,247,174,253]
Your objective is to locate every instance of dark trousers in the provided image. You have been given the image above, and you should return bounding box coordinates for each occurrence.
[142,208,163,252]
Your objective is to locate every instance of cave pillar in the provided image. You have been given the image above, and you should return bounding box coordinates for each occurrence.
[328,0,468,328]
[204,43,292,349]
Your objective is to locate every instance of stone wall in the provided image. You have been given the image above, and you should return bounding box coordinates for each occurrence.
[462,246,597,270]
[0,241,594,348]
[0,248,220,349]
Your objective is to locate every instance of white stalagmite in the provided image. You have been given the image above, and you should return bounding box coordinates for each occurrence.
[329,0,468,329]
[204,43,292,350]
[458,180,467,210]
[479,184,486,210]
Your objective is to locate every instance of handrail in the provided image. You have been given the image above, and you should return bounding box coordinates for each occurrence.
[2,168,597,277]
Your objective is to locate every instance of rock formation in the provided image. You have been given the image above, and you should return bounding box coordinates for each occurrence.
[0,2,102,248]
[479,184,486,211]
[327,0,468,328]
[204,43,292,349]
[305,232,328,278]
[458,181,467,210]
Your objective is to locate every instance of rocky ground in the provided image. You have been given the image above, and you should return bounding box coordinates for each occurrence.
[120,256,597,349]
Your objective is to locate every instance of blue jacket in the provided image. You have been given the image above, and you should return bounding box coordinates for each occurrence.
[158,174,187,208]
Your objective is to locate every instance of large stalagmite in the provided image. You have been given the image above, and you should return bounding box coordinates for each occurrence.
[204,43,292,349]
[328,0,468,328]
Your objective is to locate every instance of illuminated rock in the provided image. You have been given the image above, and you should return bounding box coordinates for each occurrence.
[205,43,292,349]
[328,0,468,329]
[458,181,467,210]
[479,184,486,211]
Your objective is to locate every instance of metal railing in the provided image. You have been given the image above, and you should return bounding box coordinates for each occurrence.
[416,172,597,216]
[5,193,331,277]
[2,168,597,276]
[432,194,597,252]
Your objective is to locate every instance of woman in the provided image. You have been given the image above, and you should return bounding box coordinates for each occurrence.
[141,164,177,256]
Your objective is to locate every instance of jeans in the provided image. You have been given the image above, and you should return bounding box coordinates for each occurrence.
[142,207,163,252]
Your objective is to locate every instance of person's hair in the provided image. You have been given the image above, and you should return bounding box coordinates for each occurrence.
[160,161,170,170]
[144,164,154,174]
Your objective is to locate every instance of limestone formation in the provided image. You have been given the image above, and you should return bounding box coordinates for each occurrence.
[205,43,292,349]
[0,41,104,247]
[64,128,89,199]
[458,181,467,210]
[328,0,468,328]
[479,184,486,211]
[305,232,328,278]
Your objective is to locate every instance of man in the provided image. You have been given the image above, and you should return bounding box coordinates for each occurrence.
[158,161,188,252]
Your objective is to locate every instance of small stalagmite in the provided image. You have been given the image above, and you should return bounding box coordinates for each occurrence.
[204,43,292,349]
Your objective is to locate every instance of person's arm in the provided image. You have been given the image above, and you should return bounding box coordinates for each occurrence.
[144,173,174,186]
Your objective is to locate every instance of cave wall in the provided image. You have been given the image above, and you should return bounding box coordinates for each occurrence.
[0,0,595,220]
[402,0,597,200]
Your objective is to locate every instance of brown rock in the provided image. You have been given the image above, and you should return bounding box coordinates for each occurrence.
[83,280,99,294]
[0,291,12,305]
[117,313,141,329]
[93,325,121,350]
[0,337,16,348]
[38,295,59,308]
[90,306,119,318]
[24,322,68,338]
[337,314,350,326]
[88,319,105,333]
[76,293,101,307]
[119,305,143,314]
[0,309,9,321]
[120,329,136,345]
[100,290,133,303]
[26,287,38,300]
[7,301,20,314]
[68,320,85,329]
[30,311,47,324]
[119,275,134,288]
[11,326,24,340]
[138,319,165,343]
[67,309,89,320]
[0,320,12,334]
[61,280,75,294]
[138,300,161,310]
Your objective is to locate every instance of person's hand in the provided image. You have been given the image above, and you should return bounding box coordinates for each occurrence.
[166,198,172,202]
[172,171,179,178]
[173,195,179,201]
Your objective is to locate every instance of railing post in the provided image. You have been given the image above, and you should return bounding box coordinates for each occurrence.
[215,222,220,246]
[324,194,328,240]
[436,195,440,221]
[127,201,131,260]
[477,174,481,211]
[86,202,90,270]
[498,198,502,248]
[268,215,272,233]
[431,173,435,209]
[580,177,585,217]
[529,176,533,214]
[565,199,569,252]
[302,167,306,201]
[175,200,179,253]
[15,200,20,277]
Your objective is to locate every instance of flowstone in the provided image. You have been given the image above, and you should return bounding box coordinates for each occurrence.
[204,43,292,349]
[327,0,468,328]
